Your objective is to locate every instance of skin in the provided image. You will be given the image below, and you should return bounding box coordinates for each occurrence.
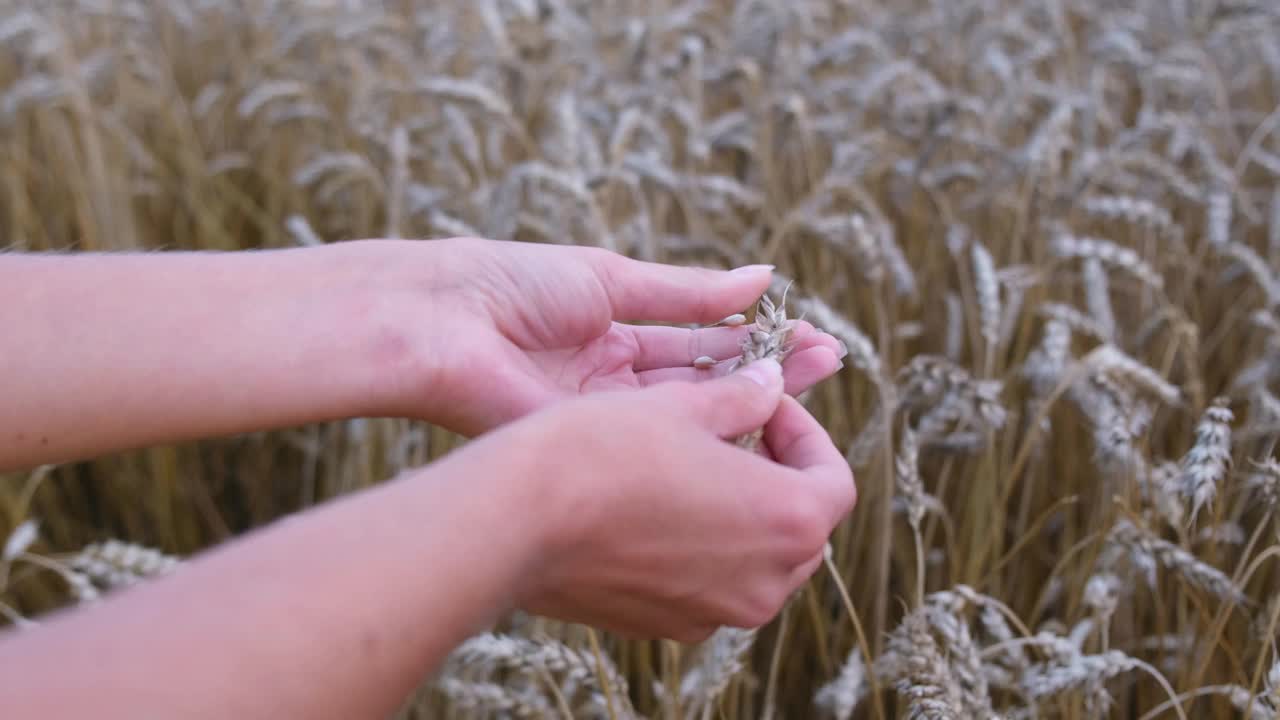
[0,238,855,718]
[0,238,844,468]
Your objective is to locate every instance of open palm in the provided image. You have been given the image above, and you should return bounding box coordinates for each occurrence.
[419,239,845,436]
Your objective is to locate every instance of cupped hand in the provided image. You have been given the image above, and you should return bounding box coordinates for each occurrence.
[450,359,856,642]
[368,238,845,435]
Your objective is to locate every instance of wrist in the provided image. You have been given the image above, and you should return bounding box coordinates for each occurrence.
[424,422,566,606]
[313,239,455,420]
[468,412,601,605]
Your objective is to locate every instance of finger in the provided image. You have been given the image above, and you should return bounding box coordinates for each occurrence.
[636,340,840,397]
[627,325,750,371]
[589,612,711,644]
[764,396,844,471]
[806,329,847,360]
[763,396,856,522]
[780,346,842,396]
[626,320,828,372]
[590,251,774,324]
[646,359,784,438]
[525,592,720,644]
[787,550,824,591]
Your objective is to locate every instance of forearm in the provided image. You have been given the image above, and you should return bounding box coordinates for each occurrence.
[0,243,426,470]
[0,446,542,719]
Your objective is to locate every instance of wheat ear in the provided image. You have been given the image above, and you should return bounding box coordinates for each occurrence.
[732,291,798,450]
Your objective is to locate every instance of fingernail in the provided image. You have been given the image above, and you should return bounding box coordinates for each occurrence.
[835,340,849,361]
[731,264,775,275]
[738,358,781,386]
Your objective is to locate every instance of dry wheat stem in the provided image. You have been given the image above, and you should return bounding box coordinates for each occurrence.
[4,2,1280,718]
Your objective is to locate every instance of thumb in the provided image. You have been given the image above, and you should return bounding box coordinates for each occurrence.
[650,359,785,439]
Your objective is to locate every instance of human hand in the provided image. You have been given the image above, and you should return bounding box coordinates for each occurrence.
[351,238,845,435]
[443,358,855,642]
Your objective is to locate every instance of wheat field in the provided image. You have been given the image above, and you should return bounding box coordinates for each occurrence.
[1,0,1279,717]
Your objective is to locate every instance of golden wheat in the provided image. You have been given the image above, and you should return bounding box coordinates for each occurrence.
[0,1,1278,718]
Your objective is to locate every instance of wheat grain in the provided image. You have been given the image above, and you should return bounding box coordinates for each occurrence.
[1074,370,1153,475]
[3,3,1279,718]
[417,77,515,121]
[2,520,38,562]
[284,216,323,247]
[878,221,918,298]
[1082,258,1116,341]
[0,73,66,122]
[1144,460,1188,529]
[895,425,927,531]
[1083,572,1122,622]
[446,631,628,712]
[1111,521,1245,603]
[838,214,885,282]
[945,293,965,361]
[898,356,1007,439]
[1079,194,1184,247]
[777,284,880,378]
[1021,649,1138,698]
[1050,232,1165,290]
[971,239,1001,353]
[814,650,867,720]
[292,152,381,190]
[1206,190,1233,248]
[1024,319,1073,403]
[733,292,797,450]
[191,81,225,117]
[69,540,180,589]
[680,627,757,713]
[237,80,308,119]
[427,211,481,239]
[919,598,993,715]
[1085,344,1181,405]
[1225,242,1280,307]
[1195,523,1246,546]
[436,678,553,718]
[1037,302,1109,341]
[887,610,967,719]
[1179,398,1234,524]
[1246,459,1280,510]
[688,174,764,212]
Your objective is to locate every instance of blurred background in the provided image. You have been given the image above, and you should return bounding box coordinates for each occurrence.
[1,1,1279,718]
